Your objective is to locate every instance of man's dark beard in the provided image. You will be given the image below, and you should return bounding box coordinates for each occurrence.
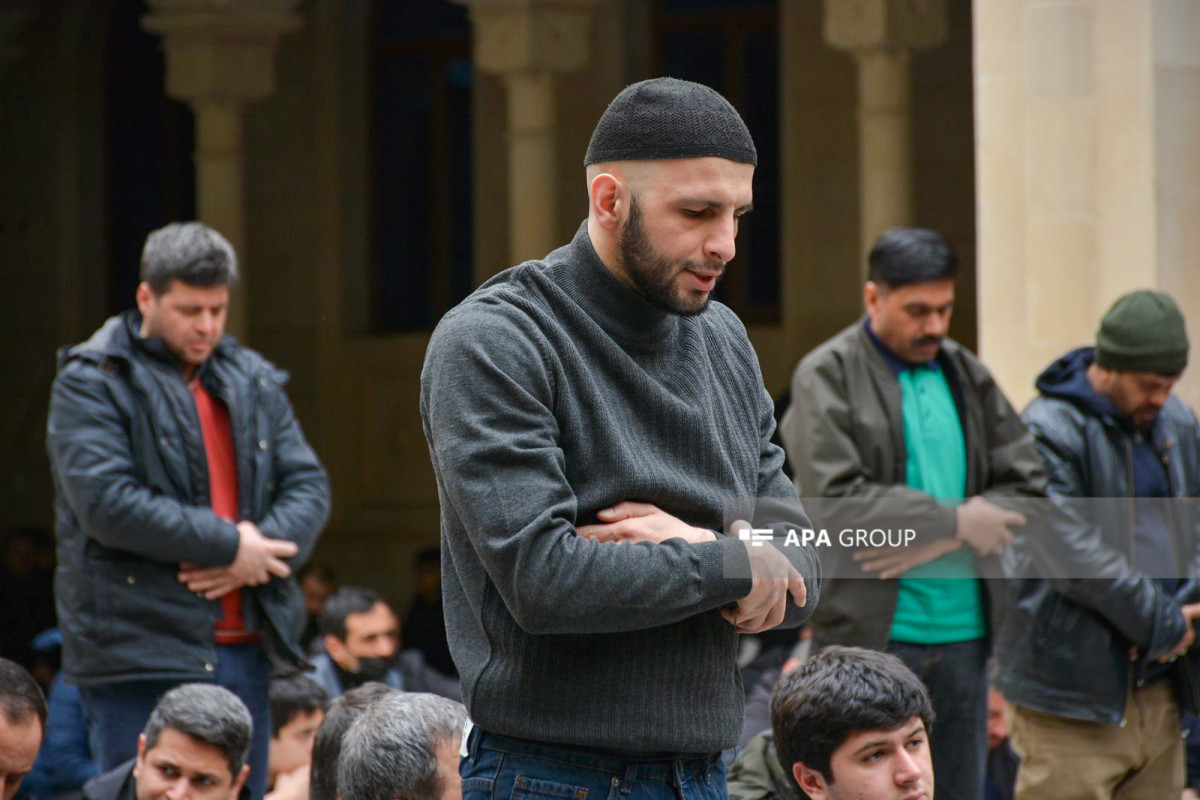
[617,195,721,317]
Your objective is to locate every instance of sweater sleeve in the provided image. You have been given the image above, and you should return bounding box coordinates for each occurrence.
[421,305,753,636]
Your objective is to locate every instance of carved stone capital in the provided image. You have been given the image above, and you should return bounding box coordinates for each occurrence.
[454,0,600,76]
[823,0,947,54]
[142,0,303,104]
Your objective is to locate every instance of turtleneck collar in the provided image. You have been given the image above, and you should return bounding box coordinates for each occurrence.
[552,221,681,347]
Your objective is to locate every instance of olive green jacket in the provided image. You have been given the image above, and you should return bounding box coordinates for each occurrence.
[779,322,1046,649]
[728,731,800,800]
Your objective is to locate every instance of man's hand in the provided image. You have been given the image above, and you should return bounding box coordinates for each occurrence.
[720,526,807,634]
[576,502,716,545]
[266,763,310,800]
[955,496,1026,556]
[1159,602,1200,664]
[853,537,964,580]
[178,522,297,600]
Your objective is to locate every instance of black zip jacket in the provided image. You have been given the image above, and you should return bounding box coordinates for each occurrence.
[47,312,330,685]
[996,347,1200,724]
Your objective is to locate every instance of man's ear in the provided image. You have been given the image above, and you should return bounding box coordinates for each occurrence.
[324,633,348,664]
[229,763,250,800]
[133,733,148,779]
[793,763,830,800]
[589,173,623,231]
[863,281,881,315]
[136,282,155,317]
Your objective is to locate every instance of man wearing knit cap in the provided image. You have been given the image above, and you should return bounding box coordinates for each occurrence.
[420,77,821,799]
[996,289,1200,799]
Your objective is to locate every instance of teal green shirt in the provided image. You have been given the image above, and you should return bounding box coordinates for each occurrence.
[888,361,986,644]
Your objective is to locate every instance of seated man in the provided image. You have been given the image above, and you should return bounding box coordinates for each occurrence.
[1,658,47,800]
[336,693,466,800]
[82,684,251,800]
[310,587,459,701]
[266,676,328,800]
[770,646,935,800]
[308,684,395,800]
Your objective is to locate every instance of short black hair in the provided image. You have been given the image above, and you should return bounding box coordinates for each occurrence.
[867,228,959,289]
[310,683,396,800]
[319,586,388,641]
[268,675,329,738]
[771,646,934,786]
[0,657,47,733]
[143,684,253,778]
[140,222,239,295]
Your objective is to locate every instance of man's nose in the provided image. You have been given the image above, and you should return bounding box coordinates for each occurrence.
[704,215,737,265]
[893,750,923,785]
[165,778,190,800]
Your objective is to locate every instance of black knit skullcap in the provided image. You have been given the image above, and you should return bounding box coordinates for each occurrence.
[584,77,757,167]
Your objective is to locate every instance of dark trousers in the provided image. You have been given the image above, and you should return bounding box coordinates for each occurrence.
[77,644,272,800]
[888,638,989,800]
[462,728,728,800]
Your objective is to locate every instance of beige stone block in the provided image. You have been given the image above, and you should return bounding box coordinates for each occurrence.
[1155,66,1200,197]
[1024,97,1095,216]
[1025,219,1094,346]
[973,0,1024,77]
[1154,0,1200,67]
[1093,0,1151,72]
[1024,2,1093,98]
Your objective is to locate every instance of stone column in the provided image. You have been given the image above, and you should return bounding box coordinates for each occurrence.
[142,0,302,340]
[823,0,947,266]
[974,0,1200,409]
[455,0,600,265]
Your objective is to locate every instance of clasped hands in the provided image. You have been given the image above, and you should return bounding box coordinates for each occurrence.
[854,495,1026,580]
[577,502,807,635]
[177,520,298,600]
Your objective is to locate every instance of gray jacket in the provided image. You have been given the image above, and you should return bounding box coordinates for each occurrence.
[780,322,1046,649]
[47,312,330,684]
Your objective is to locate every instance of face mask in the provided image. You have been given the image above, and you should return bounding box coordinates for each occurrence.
[355,654,398,681]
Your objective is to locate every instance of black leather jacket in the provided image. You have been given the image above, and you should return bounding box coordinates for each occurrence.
[47,312,330,685]
[996,348,1200,724]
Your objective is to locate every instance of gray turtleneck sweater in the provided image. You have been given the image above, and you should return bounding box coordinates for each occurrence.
[420,223,819,755]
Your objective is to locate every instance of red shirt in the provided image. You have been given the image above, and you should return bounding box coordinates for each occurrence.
[191,378,257,644]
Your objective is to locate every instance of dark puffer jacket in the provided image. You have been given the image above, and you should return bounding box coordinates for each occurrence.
[47,312,330,685]
[996,347,1200,725]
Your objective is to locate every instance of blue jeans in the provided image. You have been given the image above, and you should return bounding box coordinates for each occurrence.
[462,728,728,800]
[77,644,272,800]
[887,638,988,800]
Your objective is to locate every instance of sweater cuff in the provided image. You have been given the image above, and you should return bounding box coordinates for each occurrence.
[697,537,754,605]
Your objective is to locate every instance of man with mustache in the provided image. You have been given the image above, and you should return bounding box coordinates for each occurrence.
[996,290,1200,799]
[780,228,1045,800]
[421,77,820,800]
[47,222,331,800]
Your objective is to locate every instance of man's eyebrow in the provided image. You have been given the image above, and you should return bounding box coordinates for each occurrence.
[676,198,755,213]
[850,723,924,756]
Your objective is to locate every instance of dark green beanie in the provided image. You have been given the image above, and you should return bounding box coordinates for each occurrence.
[1096,290,1189,375]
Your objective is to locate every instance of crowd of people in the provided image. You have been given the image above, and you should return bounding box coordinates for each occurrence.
[5,74,1199,800]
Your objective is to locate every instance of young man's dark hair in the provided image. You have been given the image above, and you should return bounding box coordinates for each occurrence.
[140,222,239,294]
[319,587,386,641]
[867,228,959,289]
[771,646,934,786]
[268,675,328,738]
[0,658,47,732]
[142,683,253,778]
[309,683,395,800]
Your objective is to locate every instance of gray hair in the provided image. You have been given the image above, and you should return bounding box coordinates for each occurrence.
[140,222,239,294]
[143,683,253,778]
[337,693,466,800]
